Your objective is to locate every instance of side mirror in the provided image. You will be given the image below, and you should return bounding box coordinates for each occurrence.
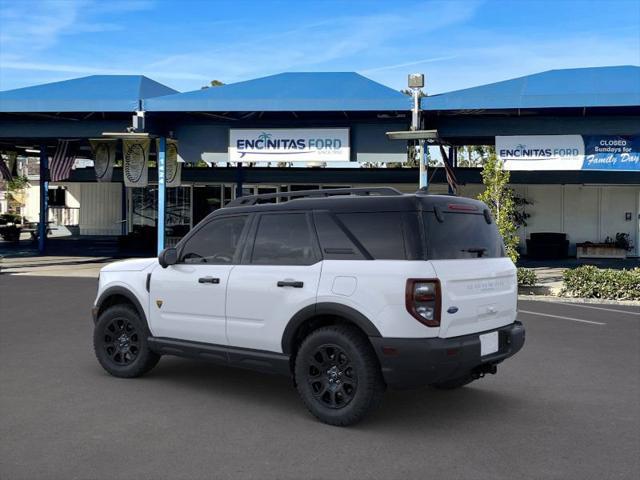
[158,247,178,268]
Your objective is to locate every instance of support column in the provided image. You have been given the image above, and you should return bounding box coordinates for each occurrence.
[447,146,455,195]
[418,140,428,189]
[38,145,48,254]
[235,162,244,198]
[157,137,166,255]
[121,183,127,236]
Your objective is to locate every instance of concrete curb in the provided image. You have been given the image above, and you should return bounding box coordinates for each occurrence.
[518,294,640,307]
[518,285,557,296]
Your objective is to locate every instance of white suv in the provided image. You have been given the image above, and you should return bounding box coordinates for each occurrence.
[92,187,525,426]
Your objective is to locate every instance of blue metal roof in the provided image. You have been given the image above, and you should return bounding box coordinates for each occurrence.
[0,75,178,113]
[145,72,411,112]
[422,66,640,111]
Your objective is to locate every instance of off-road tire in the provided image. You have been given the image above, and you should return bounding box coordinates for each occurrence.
[294,325,385,426]
[93,304,160,378]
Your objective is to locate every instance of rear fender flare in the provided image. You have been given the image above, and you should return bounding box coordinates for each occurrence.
[281,302,381,354]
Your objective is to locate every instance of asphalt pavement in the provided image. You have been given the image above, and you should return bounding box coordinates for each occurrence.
[1,275,638,480]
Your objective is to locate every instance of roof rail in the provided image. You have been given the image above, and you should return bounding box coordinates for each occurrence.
[225,187,403,207]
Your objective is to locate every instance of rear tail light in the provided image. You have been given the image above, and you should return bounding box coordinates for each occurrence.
[405,279,441,327]
[448,203,478,212]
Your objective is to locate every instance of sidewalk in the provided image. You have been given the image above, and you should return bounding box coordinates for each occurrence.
[519,266,565,295]
[0,255,113,277]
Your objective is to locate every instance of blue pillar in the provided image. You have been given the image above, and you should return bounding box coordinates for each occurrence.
[157,137,166,255]
[419,141,428,190]
[38,145,48,254]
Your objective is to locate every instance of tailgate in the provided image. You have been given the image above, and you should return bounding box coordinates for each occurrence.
[430,258,517,338]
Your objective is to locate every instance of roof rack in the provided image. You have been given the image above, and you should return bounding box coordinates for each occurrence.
[225,187,403,207]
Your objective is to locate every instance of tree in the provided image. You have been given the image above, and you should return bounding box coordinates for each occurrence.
[457,145,495,167]
[5,175,30,214]
[201,80,225,89]
[477,152,519,263]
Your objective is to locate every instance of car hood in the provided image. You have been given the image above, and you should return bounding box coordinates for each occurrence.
[101,257,158,272]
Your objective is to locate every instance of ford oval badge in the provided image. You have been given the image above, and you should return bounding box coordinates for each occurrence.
[447,306,459,314]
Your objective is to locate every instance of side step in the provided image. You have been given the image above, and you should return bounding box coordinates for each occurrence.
[148,337,291,376]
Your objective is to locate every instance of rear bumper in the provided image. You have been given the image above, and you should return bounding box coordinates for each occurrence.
[370,321,525,389]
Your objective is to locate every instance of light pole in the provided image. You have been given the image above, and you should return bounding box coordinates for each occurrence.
[408,73,426,189]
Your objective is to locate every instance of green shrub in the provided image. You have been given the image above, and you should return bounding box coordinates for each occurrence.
[561,265,640,300]
[517,267,537,286]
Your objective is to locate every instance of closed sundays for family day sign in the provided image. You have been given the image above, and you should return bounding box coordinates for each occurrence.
[229,128,350,162]
[497,135,640,171]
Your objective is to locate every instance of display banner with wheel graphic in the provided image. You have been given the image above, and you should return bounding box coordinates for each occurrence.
[90,139,116,183]
[122,138,150,187]
[156,138,181,187]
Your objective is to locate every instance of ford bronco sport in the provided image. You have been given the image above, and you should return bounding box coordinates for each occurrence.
[92,187,525,426]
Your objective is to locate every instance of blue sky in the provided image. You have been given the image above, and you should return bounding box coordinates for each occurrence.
[0,0,638,94]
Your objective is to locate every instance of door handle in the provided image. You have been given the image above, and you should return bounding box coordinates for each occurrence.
[198,276,220,284]
[277,280,304,288]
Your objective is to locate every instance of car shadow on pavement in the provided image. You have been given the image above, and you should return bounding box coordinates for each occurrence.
[132,355,526,429]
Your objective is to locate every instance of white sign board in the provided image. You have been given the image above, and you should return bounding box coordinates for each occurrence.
[496,135,585,170]
[229,128,350,163]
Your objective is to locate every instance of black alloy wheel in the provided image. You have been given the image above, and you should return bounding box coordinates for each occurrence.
[93,304,160,378]
[102,317,140,366]
[307,344,358,409]
[295,325,385,426]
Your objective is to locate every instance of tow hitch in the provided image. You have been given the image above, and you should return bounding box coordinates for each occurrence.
[472,363,498,379]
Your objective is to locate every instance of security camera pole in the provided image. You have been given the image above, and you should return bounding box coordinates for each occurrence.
[407,73,426,189]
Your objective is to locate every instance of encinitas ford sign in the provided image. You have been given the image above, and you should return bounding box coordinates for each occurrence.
[229,128,350,162]
[497,135,640,171]
[497,135,585,170]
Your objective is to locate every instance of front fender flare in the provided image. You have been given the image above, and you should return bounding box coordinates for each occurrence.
[94,286,147,325]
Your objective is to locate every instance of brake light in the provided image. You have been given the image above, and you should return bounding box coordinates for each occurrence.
[448,203,478,212]
[405,279,441,327]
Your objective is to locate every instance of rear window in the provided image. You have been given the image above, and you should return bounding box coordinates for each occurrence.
[423,212,505,259]
[336,212,407,260]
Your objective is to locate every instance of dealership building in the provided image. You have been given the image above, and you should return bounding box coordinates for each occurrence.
[0,65,639,258]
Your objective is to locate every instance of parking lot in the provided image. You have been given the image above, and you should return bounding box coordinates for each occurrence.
[1,275,638,480]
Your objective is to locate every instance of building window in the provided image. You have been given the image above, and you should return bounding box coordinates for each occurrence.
[48,188,66,207]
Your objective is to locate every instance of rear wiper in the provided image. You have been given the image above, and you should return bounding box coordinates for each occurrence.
[461,247,487,258]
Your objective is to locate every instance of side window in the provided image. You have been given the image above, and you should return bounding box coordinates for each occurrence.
[313,212,366,260]
[251,213,317,265]
[180,215,247,264]
[336,212,408,260]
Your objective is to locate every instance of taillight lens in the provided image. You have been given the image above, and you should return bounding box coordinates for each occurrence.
[405,279,441,327]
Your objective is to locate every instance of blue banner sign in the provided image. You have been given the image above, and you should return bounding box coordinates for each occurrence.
[582,135,640,171]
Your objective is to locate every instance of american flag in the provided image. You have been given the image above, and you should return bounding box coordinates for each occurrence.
[439,145,458,194]
[49,140,78,182]
[0,156,12,181]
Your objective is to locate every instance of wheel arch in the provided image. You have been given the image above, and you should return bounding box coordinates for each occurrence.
[281,302,381,356]
[95,286,147,326]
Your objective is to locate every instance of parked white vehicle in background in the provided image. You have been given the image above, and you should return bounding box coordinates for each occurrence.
[92,188,525,426]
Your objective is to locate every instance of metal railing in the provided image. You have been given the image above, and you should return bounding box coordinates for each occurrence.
[48,207,79,226]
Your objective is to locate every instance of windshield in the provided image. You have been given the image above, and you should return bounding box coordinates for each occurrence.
[423,211,506,260]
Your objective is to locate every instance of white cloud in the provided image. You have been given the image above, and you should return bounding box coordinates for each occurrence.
[1,0,637,95]
[0,0,153,56]
[361,56,459,74]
